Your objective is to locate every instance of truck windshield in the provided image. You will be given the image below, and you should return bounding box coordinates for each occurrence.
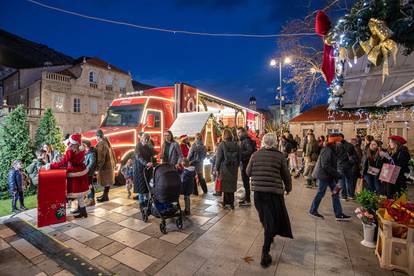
[101,105,143,127]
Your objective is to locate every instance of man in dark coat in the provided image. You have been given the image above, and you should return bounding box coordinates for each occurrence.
[309,134,351,221]
[237,127,256,206]
[336,134,358,200]
[188,133,207,195]
[134,133,155,208]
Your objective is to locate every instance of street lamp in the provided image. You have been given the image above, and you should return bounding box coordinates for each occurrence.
[270,56,291,133]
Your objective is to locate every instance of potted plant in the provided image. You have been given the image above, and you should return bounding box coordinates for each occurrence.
[355,190,385,248]
[355,207,376,248]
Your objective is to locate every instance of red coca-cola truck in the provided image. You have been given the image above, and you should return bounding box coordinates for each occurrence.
[82,83,264,181]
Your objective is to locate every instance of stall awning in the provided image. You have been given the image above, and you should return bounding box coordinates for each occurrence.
[169,112,213,138]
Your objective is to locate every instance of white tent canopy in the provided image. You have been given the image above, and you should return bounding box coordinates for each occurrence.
[169,112,213,138]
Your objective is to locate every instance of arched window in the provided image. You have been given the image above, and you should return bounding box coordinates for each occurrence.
[89,71,97,83]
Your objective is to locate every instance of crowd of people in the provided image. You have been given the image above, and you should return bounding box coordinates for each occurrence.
[7,126,411,269]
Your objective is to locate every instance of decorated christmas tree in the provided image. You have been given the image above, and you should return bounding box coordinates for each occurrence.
[0,105,34,191]
[34,108,65,153]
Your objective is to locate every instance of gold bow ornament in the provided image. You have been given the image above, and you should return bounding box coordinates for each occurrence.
[359,18,398,82]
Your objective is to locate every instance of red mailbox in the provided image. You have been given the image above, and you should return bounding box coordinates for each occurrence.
[37,169,67,227]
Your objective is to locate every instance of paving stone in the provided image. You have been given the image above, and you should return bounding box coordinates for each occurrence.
[0,247,42,275]
[110,197,135,206]
[36,259,62,275]
[91,254,120,270]
[103,212,128,223]
[48,231,71,242]
[98,202,122,210]
[85,236,113,250]
[53,269,74,276]
[64,239,101,260]
[88,221,124,236]
[112,247,157,272]
[99,241,126,256]
[0,238,11,250]
[88,208,109,218]
[0,227,15,238]
[108,228,150,247]
[111,264,146,276]
[10,238,43,259]
[31,254,49,264]
[160,231,189,245]
[118,217,151,231]
[175,238,194,251]
[135,238,176,259]
[71,216,105,229]
[4,234,20,243]
[144,259,168,276]
[139,223,164,238]
[53,222,78,232]
[64,227,99,243]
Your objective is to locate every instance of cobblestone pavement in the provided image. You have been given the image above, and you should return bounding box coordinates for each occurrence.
[0,178,411,276]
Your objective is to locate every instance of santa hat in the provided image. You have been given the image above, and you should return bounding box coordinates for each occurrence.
[68,133,84,150]
[389,135,407,145]
[179,134,188,140]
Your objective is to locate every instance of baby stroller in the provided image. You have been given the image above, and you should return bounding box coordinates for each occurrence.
[141,163,183,234]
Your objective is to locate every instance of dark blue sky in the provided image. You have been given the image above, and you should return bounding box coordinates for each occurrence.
[0,0,328,108]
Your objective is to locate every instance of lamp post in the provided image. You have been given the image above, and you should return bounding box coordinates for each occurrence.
[270,57,291,133]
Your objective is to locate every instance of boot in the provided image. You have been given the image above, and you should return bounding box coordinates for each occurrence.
[70,206,81,214]
[184,196,191,216]
[306,179,313,188]
[97,186,110,202]
[260,253,272,268]
[74,207,88,219]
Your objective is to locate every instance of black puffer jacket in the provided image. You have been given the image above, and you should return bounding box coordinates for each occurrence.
[336,140,357,171]
[246,148,292,194]
[312,145,341,181]
[239,134,256,164]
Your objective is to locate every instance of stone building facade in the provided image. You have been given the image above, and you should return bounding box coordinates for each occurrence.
[2,57,134,136]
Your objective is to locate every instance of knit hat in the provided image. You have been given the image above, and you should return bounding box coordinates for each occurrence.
[389,135,406,145]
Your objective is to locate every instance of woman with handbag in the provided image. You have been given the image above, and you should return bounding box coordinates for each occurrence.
[381,136,411,198]
[361,140,385,194]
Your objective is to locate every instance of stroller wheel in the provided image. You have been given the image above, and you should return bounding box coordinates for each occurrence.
[176,217,183,230]
[160,221,167,234]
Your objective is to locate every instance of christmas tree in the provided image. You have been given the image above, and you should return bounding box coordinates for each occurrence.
[0,105,34,191]
[34,108,65,153]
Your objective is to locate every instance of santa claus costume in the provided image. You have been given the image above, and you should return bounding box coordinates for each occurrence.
[50,134,89,218]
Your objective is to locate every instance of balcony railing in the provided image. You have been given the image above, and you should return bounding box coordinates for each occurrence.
[43,72,71,83]
[90,83,98,89]
[106,85,113,91]
[0,104,44,118]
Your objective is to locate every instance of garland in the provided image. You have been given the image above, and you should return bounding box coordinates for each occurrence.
[317,0,414,110]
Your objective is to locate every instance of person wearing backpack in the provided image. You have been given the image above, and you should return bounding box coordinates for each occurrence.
[237,127,256,206]
[215,128,241,209]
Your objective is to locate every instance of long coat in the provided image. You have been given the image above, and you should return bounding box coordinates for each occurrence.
[133,143,155,194]
[215,141,240,193]
[51,149,89,198]
[96,138,116,187]
[161,141,183,166]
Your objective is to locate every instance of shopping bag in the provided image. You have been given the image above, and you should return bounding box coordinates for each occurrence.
[367,166,380,176]
[215,178,221,192]
[355,178,364,194]
[379,163,401,184]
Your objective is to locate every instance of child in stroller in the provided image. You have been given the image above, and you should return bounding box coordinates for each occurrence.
[141,163,183,234]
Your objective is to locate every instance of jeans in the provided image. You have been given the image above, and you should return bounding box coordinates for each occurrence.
[138,193,149,208]
[309,179,343,217]
[197,173,208,194]
[339,169,355,198]
[241,162,251,202]
[364,174,383,194]
[12,190,24,210]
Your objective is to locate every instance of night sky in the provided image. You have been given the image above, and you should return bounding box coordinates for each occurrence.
[0,0,329,109]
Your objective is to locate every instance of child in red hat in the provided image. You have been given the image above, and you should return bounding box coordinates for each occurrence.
[48,133,90,218]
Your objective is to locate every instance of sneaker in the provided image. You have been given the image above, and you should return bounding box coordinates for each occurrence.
[239,200,251,206]
[309,212,324,219]
[19,206,27,211]
[336,214,351,221]
[348,197,354,200]
[12,208,20,214]
[340,197,349,202]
